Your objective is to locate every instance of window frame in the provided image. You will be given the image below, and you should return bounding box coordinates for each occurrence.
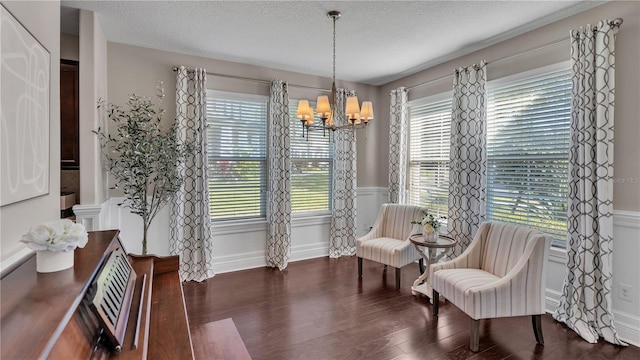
[486,61,571,247]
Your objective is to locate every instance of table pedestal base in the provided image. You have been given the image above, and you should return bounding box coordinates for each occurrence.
[408,234,456,305]
[411,282,434,303]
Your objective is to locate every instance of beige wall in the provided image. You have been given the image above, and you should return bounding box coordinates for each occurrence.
[78,10,108,205]
[60,33,78,61]
[106,42,382,192]
[379,1,640,212]
[99,1,639,209]
[0,0,61,262]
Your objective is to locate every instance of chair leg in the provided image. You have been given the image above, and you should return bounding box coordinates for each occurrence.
[432,290,439,315]
[470,318,480,352]
[418,258,425,274]
[532,314,544,345]
[395,268,401,290]
[358,257,363,278]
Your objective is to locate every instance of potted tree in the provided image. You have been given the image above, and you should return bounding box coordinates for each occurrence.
[95,85,190,255]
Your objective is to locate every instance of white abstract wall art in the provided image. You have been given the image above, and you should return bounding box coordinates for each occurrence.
[0,5,50,206]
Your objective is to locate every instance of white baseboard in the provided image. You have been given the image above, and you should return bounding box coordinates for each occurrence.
[545,288,639,346]
[291,242,329,262]
[614,310,640,347]
[212,250,266,274]
[212,242,329,274]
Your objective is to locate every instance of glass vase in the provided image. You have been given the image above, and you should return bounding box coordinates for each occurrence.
[423,230,438,243]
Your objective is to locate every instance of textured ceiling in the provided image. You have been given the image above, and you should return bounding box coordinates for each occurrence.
[60,1,604,85]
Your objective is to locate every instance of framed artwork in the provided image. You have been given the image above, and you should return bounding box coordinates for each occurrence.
[0,4,51,206]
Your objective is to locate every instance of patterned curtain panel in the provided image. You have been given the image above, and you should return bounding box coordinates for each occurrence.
[553,20,626,346]
[388,87,408,204]
[266,80,292,270]
[170,66,215,282]
[330,89,358,258]
[447,61,487,257]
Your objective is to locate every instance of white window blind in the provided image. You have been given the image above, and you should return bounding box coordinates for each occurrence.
[207,91,267,220]
[486,66,572,245]
[408,95,452,218]
[289,101,333,214]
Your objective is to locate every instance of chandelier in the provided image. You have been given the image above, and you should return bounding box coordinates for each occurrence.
[296,11,374,138]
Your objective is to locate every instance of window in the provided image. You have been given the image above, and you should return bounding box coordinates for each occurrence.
[407,63,572,246]
[289,101,334,214]
[486,65,571,246]
[207,91,267,220]
[408,94,452,218]
[206,92,332,220]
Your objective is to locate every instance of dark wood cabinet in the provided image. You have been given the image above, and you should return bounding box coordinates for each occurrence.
[60,59,79,169]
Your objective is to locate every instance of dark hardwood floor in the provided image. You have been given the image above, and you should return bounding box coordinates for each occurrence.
[183,256,638,360]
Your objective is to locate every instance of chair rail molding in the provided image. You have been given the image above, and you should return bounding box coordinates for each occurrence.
[0,247,34,278]
[613,209,640,228]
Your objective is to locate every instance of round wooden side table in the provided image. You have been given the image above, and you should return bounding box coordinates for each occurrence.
[409,233,457,303]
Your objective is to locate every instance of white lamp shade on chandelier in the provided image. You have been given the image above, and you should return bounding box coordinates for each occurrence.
[316,95,331,120]
[360,101,374,122]
[296,11,374,135]
[345,96,360,120]
[296,100,315,126]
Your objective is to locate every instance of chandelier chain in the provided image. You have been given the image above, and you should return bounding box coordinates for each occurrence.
[332,15,336,83]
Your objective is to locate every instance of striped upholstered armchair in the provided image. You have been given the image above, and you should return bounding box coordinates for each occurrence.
[356,204,425,290]
[430,221,551,352]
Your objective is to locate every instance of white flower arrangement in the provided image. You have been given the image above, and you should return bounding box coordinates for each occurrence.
[20,219,88,252]
[411,211,446,233]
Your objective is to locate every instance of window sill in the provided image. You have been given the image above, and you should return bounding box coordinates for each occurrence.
[212,218,267,235]
[210,214,332,235]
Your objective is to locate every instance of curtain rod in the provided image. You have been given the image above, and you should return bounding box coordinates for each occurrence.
[406,36,568,92]
[172,67,331,92]
[406,17,623,92]
[173,18,622,94]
